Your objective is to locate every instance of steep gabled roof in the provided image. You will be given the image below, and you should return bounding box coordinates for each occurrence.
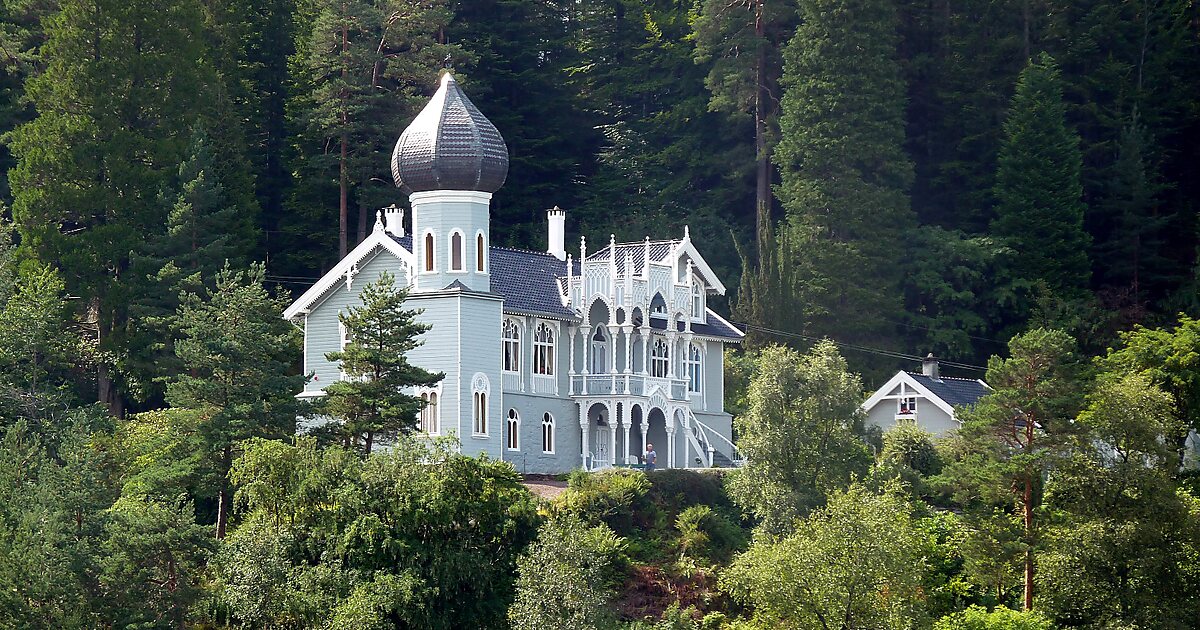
[905,373,991,408]
[584,234,727,294]
[861,370,992,422]
[648,312,744,341]
[283,229,413,320]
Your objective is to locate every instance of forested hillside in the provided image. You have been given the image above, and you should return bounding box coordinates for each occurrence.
[2,0,1197,409]
[1,0,1199,628]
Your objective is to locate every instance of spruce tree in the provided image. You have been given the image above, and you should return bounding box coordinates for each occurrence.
[167,264,305,538]
[991,53,1090,300]
[754,0,914,348]
[7,0,220,413]
[322,271,442,454]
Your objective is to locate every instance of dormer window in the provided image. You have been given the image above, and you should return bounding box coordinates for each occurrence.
[691,287,703,318]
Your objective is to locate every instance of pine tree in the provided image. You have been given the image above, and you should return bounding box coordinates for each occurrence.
[691,0,797,255]
[322,271,442,454]
[167,264,305,538]
[751,0,914,350]
[287,0,456,263]
[946,328,1084,612]
[446,0,592,248]
[991,53,1090,301]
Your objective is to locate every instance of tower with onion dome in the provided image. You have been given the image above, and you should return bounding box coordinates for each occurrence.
[390,71,508,293]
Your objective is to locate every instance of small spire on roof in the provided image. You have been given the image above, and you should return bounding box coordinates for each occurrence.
[609,233,616,251]
[373,209,385,233]
[580,235,587,260]
[683,225,690,239]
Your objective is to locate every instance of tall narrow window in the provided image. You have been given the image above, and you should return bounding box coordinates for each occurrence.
[476,232,485,272]
[472,373,490,435]
[502,319,520,373]
[651,338,669,378]
[692,287,703,318]
[686,343,702,393]
[450,231,463,271]
[506,409,520,450]
[591,325,608,374]
[424,232,435,271]
[420,392,439,434]
[541,412,555,453]
[533,323,555,376]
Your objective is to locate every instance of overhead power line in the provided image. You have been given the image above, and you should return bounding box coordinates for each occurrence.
[731,321,988,373]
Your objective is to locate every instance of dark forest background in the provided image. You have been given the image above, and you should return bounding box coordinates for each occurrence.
[0,0,1197,410]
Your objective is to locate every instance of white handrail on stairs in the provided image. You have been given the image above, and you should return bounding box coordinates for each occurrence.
[684,415,713,468]
[690,411,746,467]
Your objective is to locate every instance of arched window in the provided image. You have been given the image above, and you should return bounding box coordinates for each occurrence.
[686,343,702,394]
[472,373,490,435]
[541,412,555,453]
[450,231,464,271]
[506,409,520,450]
[651,338,669,378]
[423,231,435,271]
[533,323,555,376]
[502,319,520,373]
[419,391,439,434]
[476,232,486,272]
[591,325,608,374]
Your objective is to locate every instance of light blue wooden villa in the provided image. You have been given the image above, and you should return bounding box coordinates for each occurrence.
[283,73,744,474]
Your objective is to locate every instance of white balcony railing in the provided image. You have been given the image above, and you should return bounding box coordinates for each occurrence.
[570,374,689,401]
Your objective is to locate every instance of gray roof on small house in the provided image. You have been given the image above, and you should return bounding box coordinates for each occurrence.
[906,373,991,408]
[391,73,509,194]
[390,235,576,320]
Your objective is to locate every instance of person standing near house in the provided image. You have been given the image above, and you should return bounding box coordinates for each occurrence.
[645,443,656,472]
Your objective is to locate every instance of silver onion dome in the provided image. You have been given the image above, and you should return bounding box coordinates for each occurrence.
[390,72,509,194]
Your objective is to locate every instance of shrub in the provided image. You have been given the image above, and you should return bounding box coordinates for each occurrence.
[508,514,626,630]
[932,605,1053,630]
[559,468,652,535]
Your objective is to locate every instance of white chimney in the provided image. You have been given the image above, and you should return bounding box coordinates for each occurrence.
[921,353,940,381]
[383,204,405,237]
[547,206,566,260]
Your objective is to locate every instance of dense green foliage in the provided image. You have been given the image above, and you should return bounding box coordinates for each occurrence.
[0,0,1198,627]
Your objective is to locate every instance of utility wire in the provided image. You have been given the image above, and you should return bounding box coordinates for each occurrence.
[732,321,989,373]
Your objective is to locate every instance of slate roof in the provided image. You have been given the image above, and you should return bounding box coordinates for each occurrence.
[390,235,576,320]
[648,314,743,341]
[906,373,991,408]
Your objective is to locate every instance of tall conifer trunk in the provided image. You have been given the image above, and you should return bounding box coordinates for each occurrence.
[216,444,232,539]
[338,5,349,258]
[754,0,770,256]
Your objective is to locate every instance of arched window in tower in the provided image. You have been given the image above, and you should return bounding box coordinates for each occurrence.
[541,412,555,453]
[651,338,669,378]
[450,231,464,271]
[506,409,520,450]
[424,232,435,271]
[686,343,702,394]
[476,232,486,272]
[419,391,439,434]
[472,373,490,436]
[502,319,520,373]
[533,323,555,376]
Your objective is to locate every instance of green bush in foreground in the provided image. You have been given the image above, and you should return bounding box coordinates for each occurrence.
[933,605,1053,630]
